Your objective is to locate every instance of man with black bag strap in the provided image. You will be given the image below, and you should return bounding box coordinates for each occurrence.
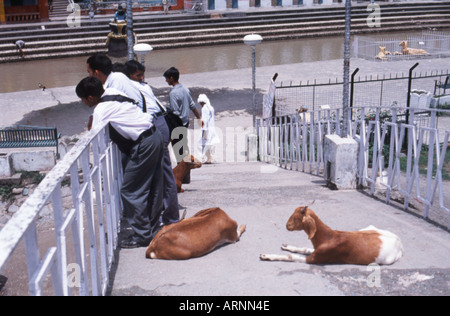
[163,67,202,150]
[87,53,146,111]
[76,76,164,249]
[164,67,203,185]
[123,60,180,225]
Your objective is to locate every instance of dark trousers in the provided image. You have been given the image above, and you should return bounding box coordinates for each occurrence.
[153,115,179,224]
[121,128,164,243]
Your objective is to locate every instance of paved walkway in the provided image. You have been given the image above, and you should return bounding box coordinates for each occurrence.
[2,57,450,131]
[110,161,450,296]
[1,57,449,296]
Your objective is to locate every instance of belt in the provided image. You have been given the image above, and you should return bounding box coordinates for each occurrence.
[136,125,156,143]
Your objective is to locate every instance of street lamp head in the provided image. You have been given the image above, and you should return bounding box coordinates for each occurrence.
[243,34,263,47]
[133,43,153,56]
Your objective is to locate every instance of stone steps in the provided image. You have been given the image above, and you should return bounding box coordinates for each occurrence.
[48,0,72,18]
[0,1,449,62]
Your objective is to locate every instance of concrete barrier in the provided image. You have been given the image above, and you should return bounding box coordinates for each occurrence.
[0,154,13,177]
[324,134,358,190]
[246,133,258,162]
[10,150,56,172]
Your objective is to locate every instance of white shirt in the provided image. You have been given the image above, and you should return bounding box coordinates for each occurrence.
[92,88,153,141]
[130,80,167,116]
[104,72,145,110]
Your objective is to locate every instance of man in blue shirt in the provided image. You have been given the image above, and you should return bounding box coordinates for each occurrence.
[164,67,202,128]
[164,67,202,184]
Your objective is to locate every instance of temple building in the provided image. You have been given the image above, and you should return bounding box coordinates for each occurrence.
[0,0,49,23]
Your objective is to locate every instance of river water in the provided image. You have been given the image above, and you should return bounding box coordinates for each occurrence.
[0,31,420,93]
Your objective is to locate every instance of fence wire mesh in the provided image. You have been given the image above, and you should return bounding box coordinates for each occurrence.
[275,69,450,116]
[353,30,450,62]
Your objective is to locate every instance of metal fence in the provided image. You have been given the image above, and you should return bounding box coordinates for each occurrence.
[0,122,123,296]
[77,0,178,10]
[274,67,450,116]
[353,31,450,62]
[258,106,450,230]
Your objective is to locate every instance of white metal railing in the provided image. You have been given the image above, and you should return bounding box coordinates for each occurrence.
[258,108,342,174]
[258,106,450,229]
[0,122,123,296]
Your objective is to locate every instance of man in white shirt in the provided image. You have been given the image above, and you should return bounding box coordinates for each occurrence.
[124,60,180,225]
[86,53,145,110]
[76,76,164,248]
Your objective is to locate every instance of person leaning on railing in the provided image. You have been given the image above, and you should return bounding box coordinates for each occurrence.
[75,76,165,249]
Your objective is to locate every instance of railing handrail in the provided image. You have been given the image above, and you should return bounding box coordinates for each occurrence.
[262,105,450,121]
[258,106,450,230]
[0,123,105,270]
[0,121,122,295]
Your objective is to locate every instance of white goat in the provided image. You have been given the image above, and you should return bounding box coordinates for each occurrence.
[260,202,403,265]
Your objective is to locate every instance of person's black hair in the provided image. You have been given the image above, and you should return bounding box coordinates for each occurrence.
[112,62,127,74]
[76,77,105,99]
[125,60,145,77]
[86,53,113,76]
[163,67,180,82]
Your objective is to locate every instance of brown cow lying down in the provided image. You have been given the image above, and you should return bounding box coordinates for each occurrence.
[260,201,403,265]
[173,155,202,193]
[146,208,246,260]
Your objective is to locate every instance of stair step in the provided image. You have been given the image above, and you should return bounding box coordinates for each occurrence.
[0,2,448,63]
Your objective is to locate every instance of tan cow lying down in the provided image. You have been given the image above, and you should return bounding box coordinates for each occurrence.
[146,208,246,260]
[260,201,403,265]
[376,46,391,61]
[399,41,429,55]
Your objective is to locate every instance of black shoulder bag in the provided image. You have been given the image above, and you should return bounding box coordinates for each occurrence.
[154,99,183,137]
[99,94,140,156]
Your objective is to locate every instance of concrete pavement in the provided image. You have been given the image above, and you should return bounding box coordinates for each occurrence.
[1,57,449,296]
[109,162,450,296]
[2,57,450,130]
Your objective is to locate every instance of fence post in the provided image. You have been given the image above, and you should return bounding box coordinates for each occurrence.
[406,63,420,119]
[271,73,278,117]
[350,68,360,118]
[404,62,419,151]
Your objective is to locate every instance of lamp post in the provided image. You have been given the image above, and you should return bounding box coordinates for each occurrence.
[342,0,351,137]
[133,43,153,66]
[243,34,263,129]
[126,0,134,61]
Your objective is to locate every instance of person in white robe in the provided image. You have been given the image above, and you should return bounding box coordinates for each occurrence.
[197,94,219,164]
